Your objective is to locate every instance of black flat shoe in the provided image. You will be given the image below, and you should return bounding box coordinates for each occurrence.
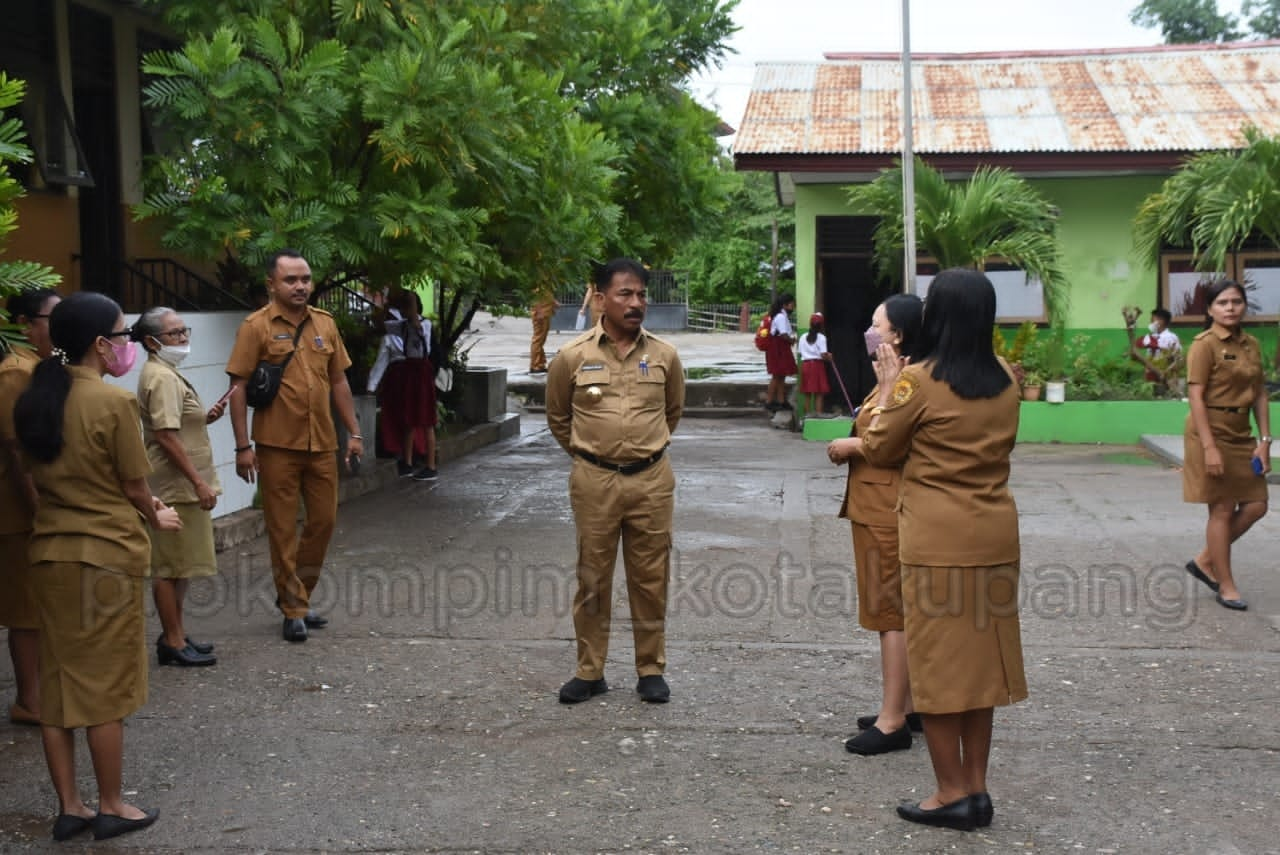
[1215,593,1248,611]
[90,809,158,841]
[896,797,976,831]
[1185,560,1220,593]
[636,675,670,703]
[51,814,92,841]
[845,724,911,755]
[857,712,923,732]
[303,611,328,629]
[154,635,214,654]
[282,618,308,642]
[156,640,217,667]
[970,792,993,827]
[558,677,608,704]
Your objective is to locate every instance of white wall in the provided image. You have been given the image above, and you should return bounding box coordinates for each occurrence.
[107,311,254,519]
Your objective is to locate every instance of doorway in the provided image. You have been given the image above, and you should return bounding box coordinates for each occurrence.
[816,217,892,410]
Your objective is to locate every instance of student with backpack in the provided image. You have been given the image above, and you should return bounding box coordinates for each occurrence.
[764,294,797,411]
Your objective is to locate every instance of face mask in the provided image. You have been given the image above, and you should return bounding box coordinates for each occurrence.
[105,339,138,377]
[154,342,190,367]
[864,326,884,356]
[1148,322,1161,334]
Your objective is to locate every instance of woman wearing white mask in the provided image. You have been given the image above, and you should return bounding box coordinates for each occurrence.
[134,308,225,667]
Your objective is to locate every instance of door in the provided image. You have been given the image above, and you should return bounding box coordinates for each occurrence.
[815,216,892,410]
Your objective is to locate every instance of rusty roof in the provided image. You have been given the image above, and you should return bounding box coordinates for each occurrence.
[734,42,1280,160]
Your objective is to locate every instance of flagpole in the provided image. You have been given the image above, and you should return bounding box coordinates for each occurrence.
[901,0,917,295]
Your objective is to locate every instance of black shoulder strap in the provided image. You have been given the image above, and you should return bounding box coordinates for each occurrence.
[279,315,310,371]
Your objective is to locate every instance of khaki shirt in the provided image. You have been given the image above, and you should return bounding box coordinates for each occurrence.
[138,355,222,505]
[1186,326,1263,408]
[839,386,901,528]
[226,306,352,452]
[28,366,152,576]
[862,362,1020,567]
[546,325,684,461]
[0,346,38,534]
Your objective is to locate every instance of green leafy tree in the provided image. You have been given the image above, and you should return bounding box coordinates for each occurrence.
[0,73,61,351]
[1242,0,1280,37]
[136,0,735,356]
[1130,0,1243,42]
[1133,127,1280,274]
[673,169,795,304]
[847,158,1069,323]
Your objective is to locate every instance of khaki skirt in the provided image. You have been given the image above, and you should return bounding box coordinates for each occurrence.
[901,563,1028,715]
[1183,410,1269,505]
[851,522,903,633]
[150,501,217,579]
[0,530,38,630]
[34,561,147,728]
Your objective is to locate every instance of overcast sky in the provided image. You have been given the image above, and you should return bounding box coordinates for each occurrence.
[689,0,1249,139]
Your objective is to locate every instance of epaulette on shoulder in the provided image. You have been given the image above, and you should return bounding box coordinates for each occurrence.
[309,306,334,318]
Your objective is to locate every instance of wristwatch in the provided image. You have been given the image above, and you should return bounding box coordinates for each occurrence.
[1260,436,1272,443]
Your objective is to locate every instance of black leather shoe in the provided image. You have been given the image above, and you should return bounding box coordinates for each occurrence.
[845,724,911,755]
[559,677,608,704]
[282,618,308,642]
[1215,593,1248,611]
[90,809,158,841]
[636,675,670,703]
[303,611,329,629]
[1185,560,1220,593]
[857,712,923,732]
[156,640,217,667]
[51,814,92,841]
[155,634,214,654]
[970,792,993,828]
[896,797,976,831]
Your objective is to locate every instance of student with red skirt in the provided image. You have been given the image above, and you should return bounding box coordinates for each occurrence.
[368,290,438,481]
[798,312,831,416]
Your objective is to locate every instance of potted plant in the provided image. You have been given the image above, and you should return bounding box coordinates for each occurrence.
[1021,371,1044,401]
[1043,328,1068,404]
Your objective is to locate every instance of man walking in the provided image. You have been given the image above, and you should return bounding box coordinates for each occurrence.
[226,249,363,642]
[529,289,560,373]
[546,258,684,703]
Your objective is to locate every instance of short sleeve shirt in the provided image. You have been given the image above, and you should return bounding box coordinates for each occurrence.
[770,312,793,338]
[27,366,152,576]
[1186,326,1263,408]
[138,355,222,504]
[225,306,352,452]
[0,346,38,534]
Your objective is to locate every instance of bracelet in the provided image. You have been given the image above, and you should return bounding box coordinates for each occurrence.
[235,444,253,453]
[350,434,363,440]
[1260,436,1272,443]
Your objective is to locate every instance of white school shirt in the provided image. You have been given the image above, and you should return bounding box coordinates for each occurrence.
[770,312,793,338]
[798,332,827,361]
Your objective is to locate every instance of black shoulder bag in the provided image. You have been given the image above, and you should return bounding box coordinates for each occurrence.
[245,317,309,409]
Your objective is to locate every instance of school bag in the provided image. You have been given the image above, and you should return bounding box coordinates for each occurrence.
[754,314,771,351]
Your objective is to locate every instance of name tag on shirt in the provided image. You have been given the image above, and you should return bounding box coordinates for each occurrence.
[273,333,293,340]
[581,363,604,371]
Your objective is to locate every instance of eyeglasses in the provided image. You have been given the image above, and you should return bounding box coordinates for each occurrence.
[31,313,50,320]
[103,329,132,339]
[156,327,192,339]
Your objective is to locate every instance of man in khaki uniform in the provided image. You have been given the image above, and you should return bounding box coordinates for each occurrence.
[546,258,684,704]
[226,249,363,643]
[528,290,559,373]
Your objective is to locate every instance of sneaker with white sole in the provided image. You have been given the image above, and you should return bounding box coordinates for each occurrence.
[411,467,439,481]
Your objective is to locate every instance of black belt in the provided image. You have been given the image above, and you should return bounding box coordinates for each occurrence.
[1207,405,1248,413]
[576,447,666,475]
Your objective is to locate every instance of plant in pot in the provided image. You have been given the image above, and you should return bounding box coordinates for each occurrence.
[1043,328,1068,404]
[1021,371,1045,401]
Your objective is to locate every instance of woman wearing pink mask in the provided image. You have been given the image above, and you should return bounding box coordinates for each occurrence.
[15,291,181,842]
[826,294,923,756]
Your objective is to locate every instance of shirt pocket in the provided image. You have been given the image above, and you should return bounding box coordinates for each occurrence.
[636,362,668,411]
[854,465,894,486]
[573,367,617,412]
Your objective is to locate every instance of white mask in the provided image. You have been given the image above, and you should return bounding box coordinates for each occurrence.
[155,342,190,366]
[1148,321,1161,334]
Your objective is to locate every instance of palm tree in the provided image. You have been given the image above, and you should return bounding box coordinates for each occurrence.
[847,157,1069,323]
[1133,126,1280,274]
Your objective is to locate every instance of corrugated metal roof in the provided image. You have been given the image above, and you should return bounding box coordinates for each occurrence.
[734,43,1280,156]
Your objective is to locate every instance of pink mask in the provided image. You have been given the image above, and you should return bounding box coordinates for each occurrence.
[105,339,137,377]
[864,327,884,356]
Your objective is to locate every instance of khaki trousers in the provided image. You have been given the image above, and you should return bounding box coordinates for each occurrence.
[530,310,551,371]
[256,445,338,618]
[569,456,675,679]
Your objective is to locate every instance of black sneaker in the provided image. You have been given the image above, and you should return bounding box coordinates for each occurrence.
[411,467,439,481]
[636,675,670,703]
[396,461,414,478]
[559,676,608,703]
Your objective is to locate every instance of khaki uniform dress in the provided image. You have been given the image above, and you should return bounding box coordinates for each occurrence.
[138,355,221,578]
[1182,326,1268,505]
[862,362,1028,715]
[546,324,684,679]
[838,386,904,633]
[27,366,152,728]
[226,306,351,618]
[0,346,39,630]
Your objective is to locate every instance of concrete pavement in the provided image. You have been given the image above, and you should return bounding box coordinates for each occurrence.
[1,415,1278,853]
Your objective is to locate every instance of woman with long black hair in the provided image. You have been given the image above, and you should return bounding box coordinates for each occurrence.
[850,269,1027,831]
[15,291,180,841]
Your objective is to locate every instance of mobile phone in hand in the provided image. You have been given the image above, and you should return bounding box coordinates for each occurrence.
[1252,456,1264,476]
[215,387,234,407]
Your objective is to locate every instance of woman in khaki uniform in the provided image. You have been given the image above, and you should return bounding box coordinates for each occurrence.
[826,294,923,756]
[134,307,225,666]
[854,270,1027,832]
[14,292,181,842]
[0,288,60,724]
[1182,279,1270,611]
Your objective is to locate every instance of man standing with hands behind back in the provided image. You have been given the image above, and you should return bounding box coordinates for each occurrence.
[226,249,363,643]
[546,258,685,704]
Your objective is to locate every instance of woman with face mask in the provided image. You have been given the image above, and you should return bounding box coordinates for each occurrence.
[825,294,924,756]
[133,307,226,666]
[15,292,181,841]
